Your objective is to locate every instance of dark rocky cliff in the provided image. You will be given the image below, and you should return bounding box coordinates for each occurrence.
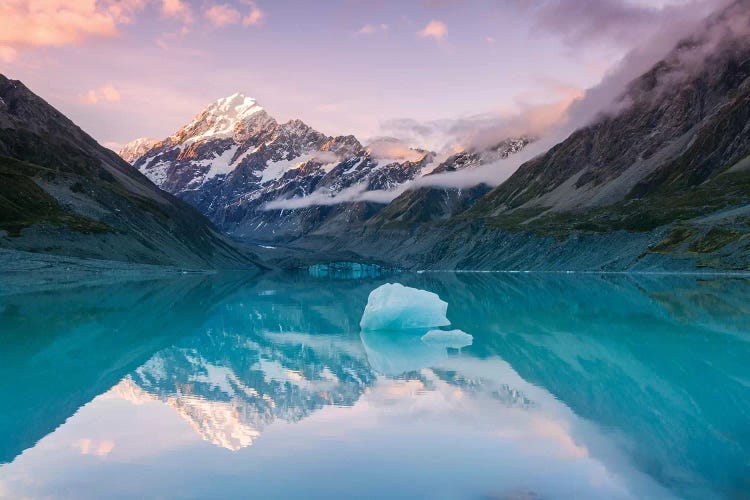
[0,75,264,269]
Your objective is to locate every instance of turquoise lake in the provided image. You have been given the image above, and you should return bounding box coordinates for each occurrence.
[1,271,749,499]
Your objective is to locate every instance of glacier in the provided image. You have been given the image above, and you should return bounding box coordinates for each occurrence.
[359,283,450,331]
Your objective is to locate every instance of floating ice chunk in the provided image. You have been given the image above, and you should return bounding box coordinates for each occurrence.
[421,329,473,349]
[359,283,450,330]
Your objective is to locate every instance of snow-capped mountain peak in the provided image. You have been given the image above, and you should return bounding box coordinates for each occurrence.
[129,95,532,244]
[172,92,272,146]
[211,92,264,124]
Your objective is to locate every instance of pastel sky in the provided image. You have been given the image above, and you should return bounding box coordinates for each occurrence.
[0,0,726,150]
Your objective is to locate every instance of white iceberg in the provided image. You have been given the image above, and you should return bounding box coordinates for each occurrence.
[421,329,473,349]
[359,283,450,331]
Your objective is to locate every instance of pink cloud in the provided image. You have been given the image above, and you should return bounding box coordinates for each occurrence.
[204,2,263,28]
[355,23,389,36]
[0,47,18,63]
[81,84,122,105]
[75,438,116,457]
[206,3,242,27]
[0,0,146,60]
[107,0,149,23]
[242,1,264,26]
[161,0,193,24]
[379,80,585,153]
[418,20,447,40]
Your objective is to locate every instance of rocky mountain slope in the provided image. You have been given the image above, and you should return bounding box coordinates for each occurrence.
[454,0,750,269]
[475,2,750,217]
[130,93,530,243]
[0,75,263,269]
[291,0,750,271]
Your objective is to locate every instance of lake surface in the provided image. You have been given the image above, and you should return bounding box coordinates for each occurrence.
[1,271,749,499]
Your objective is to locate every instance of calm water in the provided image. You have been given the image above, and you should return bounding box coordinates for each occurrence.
[1,271,749,499]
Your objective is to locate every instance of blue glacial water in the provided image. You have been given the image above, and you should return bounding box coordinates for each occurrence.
[0,271,749,499]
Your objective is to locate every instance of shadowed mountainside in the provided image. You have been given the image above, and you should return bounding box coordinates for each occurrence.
[0,75,264,270]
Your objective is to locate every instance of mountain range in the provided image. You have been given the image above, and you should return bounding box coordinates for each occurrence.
[1,0,748,272]
[114,0,750,271]
[125,93,530,245]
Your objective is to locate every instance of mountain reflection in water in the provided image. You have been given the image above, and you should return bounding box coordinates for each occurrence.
[0,272,748,499]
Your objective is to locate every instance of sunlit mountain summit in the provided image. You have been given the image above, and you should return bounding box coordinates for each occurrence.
[125,92,530,246]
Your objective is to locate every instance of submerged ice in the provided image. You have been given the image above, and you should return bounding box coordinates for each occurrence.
[360,330,450,375]
[359,283,450,330]
[421,329,473,348]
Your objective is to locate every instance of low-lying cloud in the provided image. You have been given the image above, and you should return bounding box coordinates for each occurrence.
[380,81,583,154]
[310,150,339,164]
[264,182,405,210]
[366,137,427,162]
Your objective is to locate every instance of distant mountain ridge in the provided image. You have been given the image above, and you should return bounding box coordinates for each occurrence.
[118,137,158,164]
[126,94,531,244]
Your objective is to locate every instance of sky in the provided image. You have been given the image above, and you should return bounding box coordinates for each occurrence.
[0,0,730,152]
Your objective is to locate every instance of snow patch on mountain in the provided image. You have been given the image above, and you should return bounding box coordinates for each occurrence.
[111,375,259,451]
[201,144,240,180]
[260,153,314,184]
[140,158,173,187]
[109,378,158,405]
